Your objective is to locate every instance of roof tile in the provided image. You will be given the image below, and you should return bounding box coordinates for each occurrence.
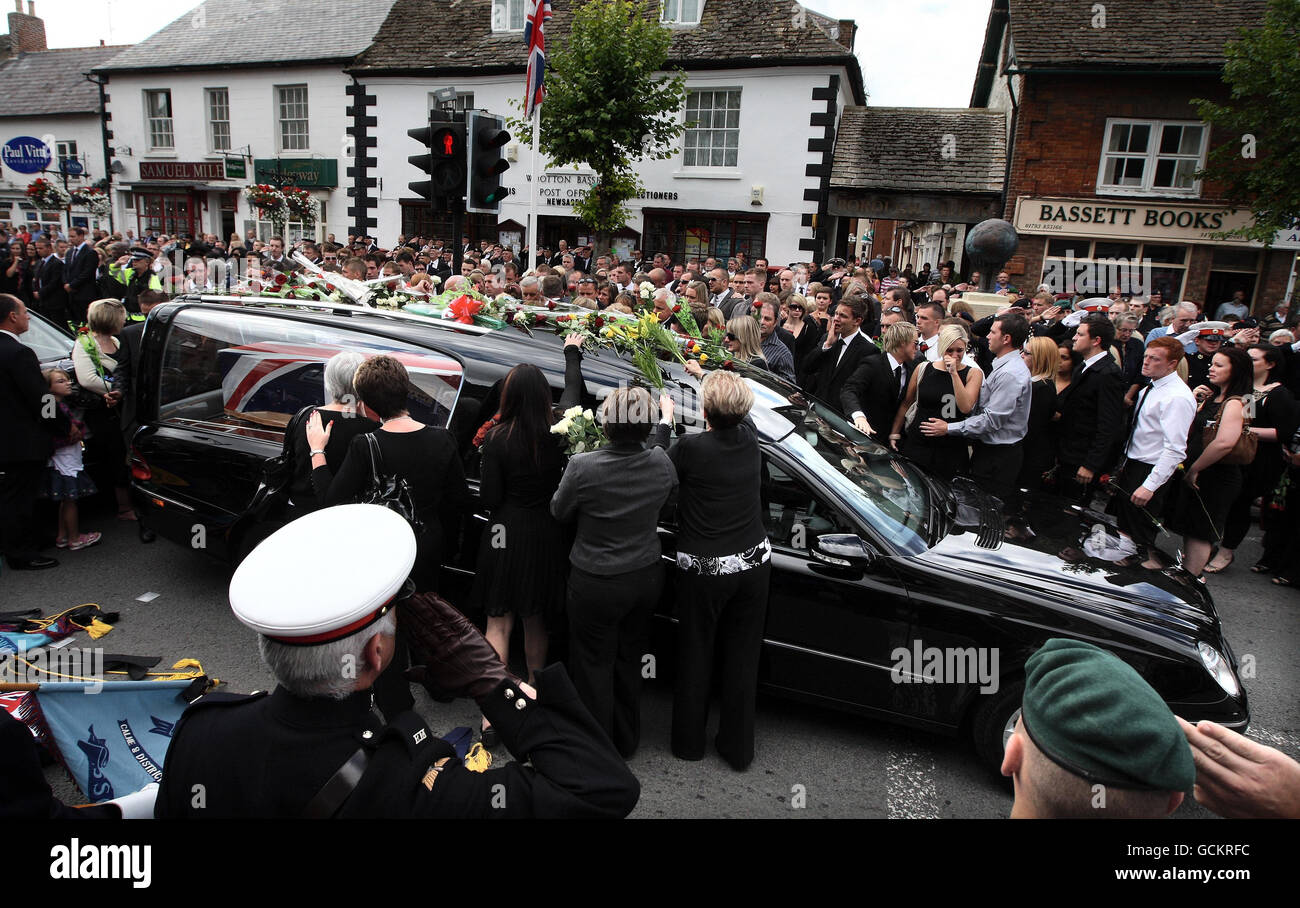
[831,107,1007,194]
[1007,0,1269,68]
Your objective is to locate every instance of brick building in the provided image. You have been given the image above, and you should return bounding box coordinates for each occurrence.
[973,0,1298,311]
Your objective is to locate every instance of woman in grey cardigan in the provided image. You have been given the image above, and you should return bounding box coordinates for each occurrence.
[550,382,678,758]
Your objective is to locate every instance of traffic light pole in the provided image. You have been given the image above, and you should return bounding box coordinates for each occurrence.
[451,208,463,274]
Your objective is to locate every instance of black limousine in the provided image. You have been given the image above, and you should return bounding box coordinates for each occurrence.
[126,296,1249,769]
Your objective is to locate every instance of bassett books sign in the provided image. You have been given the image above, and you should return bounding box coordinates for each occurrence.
[1015,197,1300,250]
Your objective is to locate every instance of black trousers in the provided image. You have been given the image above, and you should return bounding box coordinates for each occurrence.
[671,561,771,770]
[0,460,46,563]
[1056,462,1103,506]
[566,561,663,758]
[1106,459,1168,550]
[969,440,1023,501]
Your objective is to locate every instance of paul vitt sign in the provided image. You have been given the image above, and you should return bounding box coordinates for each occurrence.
[1014,197,1300,250]
[139,161,227,181]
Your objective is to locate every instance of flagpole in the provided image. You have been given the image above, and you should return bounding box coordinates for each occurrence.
[528,105,541,273]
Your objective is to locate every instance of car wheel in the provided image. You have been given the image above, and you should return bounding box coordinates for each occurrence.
[970,677,1025,772]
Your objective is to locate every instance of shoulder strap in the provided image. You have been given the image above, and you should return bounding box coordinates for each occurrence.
[365,432,384,486]
[283,404,316,457]
[302,746,370,819]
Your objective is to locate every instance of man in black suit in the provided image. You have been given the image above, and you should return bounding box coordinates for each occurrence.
[842,322,917,441]
[0,294,69,570]
[801,295,880,414]
[62,226,97,325]
[32,237,69,327]
[1055,313,1125,503]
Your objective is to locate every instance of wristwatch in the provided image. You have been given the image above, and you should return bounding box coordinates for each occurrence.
[310,449,327,457]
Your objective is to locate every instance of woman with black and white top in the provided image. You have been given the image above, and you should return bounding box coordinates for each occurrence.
[652,369,770,771]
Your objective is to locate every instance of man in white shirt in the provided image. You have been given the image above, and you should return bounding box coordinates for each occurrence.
[1106,335,1197,569]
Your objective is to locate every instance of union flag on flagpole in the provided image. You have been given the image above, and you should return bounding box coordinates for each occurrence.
[523,0,552,120]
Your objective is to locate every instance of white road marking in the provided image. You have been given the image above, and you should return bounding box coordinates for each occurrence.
[1246,726,1300,758]
[886,750,940,819]
[135,592,160,603]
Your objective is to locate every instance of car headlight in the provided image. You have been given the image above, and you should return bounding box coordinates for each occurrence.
[1198,642,1241,699]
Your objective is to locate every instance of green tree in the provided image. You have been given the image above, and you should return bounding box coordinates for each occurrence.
[510,0,687,260]
[1193,0,1300,244]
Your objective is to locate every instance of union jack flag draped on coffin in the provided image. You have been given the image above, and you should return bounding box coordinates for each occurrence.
[523,0,552,120]
[218,341,463,429]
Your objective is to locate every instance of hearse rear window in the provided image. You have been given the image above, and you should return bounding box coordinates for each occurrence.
[158,308,463,436]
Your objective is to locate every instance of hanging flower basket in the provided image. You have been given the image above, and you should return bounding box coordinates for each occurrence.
[26,178,71,210]
[70,187,111,218]
[282,186,317,230]
[245,183,287,233]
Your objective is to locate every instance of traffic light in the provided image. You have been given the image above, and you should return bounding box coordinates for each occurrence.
[408,109,466,208]
[466,110,510,214]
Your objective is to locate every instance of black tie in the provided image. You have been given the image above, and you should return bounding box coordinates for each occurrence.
[894,364,904,400]
[1124,383,1153,459]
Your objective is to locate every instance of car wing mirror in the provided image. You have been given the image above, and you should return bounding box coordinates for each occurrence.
[812,534,878,569]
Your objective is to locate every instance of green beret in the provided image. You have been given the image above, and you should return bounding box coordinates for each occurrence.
[1022,638,1194,792]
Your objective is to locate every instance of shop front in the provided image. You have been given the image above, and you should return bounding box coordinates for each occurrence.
[1013,197,1300,309]
[127,160,232,240]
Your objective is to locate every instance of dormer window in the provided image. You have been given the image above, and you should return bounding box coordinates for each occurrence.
[492,0,524,33]
[661,0,702,26]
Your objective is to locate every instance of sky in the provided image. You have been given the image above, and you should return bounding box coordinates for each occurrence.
[35,0,991,108]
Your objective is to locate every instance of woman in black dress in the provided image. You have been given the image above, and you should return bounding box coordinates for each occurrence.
[1018,336,1060,491]
[780,293,823,386]
[287,351,380,514]
[472,335,587,747]
[306,354,469,593]
[1165,346,1251,578]
[306,354,469,720]
[1212,344,1299,574]
[891,325,982,482]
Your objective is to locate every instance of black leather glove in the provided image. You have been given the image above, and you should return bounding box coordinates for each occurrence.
[398,592,518,701]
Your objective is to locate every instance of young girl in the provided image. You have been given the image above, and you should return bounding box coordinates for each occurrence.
[40,369,101,551]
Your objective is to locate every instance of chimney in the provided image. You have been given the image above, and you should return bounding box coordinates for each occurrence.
[836,19,856,52]
[7,0,46,53]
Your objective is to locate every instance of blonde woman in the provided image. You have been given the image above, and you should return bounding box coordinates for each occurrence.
[723,316,768,370]
[890,324,982,481]
[1019,336,1061,491]
[652,370,770,771]
[72,298,133,518]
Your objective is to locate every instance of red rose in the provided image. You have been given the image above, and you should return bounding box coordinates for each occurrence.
[534,313,546,324]
[556,315,570,323]
[723,360,735,371]
[326,284,336,293]
[274,272,288,285]
[593,317,605,328]
[546,301,556,310]
[752,300,762,308]
[673,304,681,313]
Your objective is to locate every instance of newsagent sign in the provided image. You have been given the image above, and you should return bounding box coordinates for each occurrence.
[1014,197,1300,249]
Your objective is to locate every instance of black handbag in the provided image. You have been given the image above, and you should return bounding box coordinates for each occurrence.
[245,404,316,520]
[361,433,426,534]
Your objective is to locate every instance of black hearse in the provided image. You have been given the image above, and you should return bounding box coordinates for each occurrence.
[127,297,1248,768]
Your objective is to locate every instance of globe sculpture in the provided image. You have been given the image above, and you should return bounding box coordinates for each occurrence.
[964,219,1019,293]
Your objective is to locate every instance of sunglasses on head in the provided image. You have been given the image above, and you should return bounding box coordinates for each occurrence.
[577,278,595,285]
[885,306,903,314]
